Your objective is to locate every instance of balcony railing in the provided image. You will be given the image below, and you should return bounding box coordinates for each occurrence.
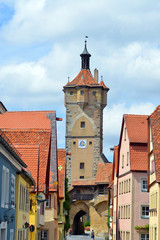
[71,193,93,202]
[93,189,108,199]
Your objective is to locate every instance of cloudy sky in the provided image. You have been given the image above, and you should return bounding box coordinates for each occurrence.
[0,0,160,161]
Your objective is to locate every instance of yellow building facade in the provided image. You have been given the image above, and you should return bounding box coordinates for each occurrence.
[15,170,35,240]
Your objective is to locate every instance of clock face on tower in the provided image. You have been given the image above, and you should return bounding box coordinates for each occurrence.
[78,139,87,148]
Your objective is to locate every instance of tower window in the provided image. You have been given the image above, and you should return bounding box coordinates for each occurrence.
[92,91,96,96]
[89,141,92,145]
[80,163,84,169]
[73,141,76,145]
[80,121,85,128]
[70,91,73,95]
[80,176,84,179]
[80,90,84,95]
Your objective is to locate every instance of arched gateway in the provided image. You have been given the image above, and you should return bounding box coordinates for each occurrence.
[70,201,89,235]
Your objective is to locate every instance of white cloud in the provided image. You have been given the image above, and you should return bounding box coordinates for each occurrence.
[103,102,156,161]
[1,0,160,46]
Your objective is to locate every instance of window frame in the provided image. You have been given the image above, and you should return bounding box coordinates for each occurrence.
[141,205,149,219]
[141,178,147,192]
[80,121,85,128]
[80,163,84,169]
[46,194,51,208]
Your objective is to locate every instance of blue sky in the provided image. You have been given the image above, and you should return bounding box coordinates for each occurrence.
[0,0,160,161]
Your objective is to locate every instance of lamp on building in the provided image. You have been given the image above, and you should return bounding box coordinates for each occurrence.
[4,214,8,222]
[24,222,29,228]
[11,215,14,222]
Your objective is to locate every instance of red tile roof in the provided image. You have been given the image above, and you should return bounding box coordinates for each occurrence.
[0,111,57,192]
[96,163,113,184]
[124,115,148,143]
[149,105,160,182]
[64,69,109,90]
[0,111,55,130]
[3,130,51,191]
[72,178,96,186]
[130,145,148,171]
[57,149,66,199]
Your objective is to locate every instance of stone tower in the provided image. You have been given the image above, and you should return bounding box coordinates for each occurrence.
[63,41,109,188]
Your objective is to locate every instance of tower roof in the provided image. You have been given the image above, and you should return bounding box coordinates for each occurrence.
[64,69,109,90]
[80,40,91,57]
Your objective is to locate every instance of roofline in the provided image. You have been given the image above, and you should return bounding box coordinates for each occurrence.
[63,85,109,91]
[0,131,27,168]
[21,169,36,187]
[0,102,7,112]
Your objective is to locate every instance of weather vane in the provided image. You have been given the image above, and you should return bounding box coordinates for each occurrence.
[85,36,88,44]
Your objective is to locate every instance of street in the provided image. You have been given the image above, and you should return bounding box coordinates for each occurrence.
[66,234,105,240]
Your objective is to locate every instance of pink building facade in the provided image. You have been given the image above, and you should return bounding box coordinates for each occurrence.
[117,115,149,240]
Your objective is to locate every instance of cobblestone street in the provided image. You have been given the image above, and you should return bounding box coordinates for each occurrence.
[66,234,105,240]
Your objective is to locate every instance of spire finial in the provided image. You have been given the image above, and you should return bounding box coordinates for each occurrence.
[85,36,88,47]
[80,36,91,70]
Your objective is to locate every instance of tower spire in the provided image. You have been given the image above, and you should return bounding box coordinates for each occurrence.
[80,36,91,70]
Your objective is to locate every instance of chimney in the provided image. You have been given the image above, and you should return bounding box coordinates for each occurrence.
[94,68,98,82]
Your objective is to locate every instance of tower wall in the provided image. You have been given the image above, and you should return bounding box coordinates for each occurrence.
[64,87,107,188]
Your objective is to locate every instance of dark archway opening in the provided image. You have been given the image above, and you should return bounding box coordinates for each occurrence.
[72,210,87,235]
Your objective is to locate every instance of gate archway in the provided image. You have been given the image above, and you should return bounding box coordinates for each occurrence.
[70,201,89,235]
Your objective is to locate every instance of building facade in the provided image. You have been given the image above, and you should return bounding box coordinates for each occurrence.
[148,105,160,240]
[0,130,29,240]
[117,115,149,240]
[0,109,60,240]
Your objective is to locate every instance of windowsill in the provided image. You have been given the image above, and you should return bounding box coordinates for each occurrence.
[141,216,149,219]
[141,189,147,192]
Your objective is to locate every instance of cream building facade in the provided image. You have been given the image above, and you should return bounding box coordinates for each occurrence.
[148,105,160,240]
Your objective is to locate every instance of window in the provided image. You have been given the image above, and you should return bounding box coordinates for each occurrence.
[127,152,129,166]
[141,179,147,192]
[80,176,84,179]
[73,141,76,145]
[140,233,149,240]
[40,202,44,215]
[126,232,130,240]
[152,160,155,172]
[141,206,149,218]
[1,166,9,208]
[129,179,131,192]
[124,127,126,141]
[89,141,92,145]
[80,90,84,95]
[19,184,28,211]
[80,163,84,169]
[10,229,14,240]
[76,189,80,194]
[18,229,22,240]
[41,230,48,240]
[128,205,130,219]
[70,91,73,95]
[11,174,16,208]
[80,121,85,128]
[92,91,96,96]
[122,155,124,168]
[46,195,51,208]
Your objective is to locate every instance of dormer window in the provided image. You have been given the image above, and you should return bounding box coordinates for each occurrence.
[80,90,84,95]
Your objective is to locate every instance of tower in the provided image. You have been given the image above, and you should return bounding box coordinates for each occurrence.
[63,41,109,188]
